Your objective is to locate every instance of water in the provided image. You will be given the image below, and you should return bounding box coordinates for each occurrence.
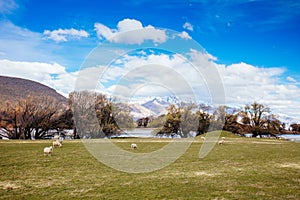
[112,129,197,138]
[235,133,300,142]
[278,134,300,142]
[115,128,156,138]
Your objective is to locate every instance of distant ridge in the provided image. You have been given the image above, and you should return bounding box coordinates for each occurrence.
[0,76,67,104]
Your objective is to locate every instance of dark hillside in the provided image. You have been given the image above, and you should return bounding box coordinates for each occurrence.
[0,76,67,104]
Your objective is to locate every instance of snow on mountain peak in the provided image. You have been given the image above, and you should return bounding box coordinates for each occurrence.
[129,96,179,120]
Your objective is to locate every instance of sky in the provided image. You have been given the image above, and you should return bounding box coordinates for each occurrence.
[0,0,300,119]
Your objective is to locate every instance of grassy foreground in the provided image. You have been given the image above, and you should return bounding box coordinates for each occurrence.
[0,131,299,199]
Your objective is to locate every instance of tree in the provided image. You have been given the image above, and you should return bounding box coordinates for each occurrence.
[210,105,226,131]
[148,115,166,128]
[157,104,181,136]
[136,117,150,128]
[69,91,103,138]
[196,104,211,135]
[69,91,134,138]
[263,114,283,135]
[290,124,300,133]
[240,102,273,137]
[179,103,198,137]
[0,95,65,139]
[222,107,240,134]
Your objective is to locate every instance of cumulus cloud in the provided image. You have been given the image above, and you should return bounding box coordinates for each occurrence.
[93,50,216,103]
[88,49,300,118]
[0,59,76,96]
[94,18,167,44]
[43,28,89,42]
[216,62,300,117]
[183,22,193,31]
[176,31,192,40]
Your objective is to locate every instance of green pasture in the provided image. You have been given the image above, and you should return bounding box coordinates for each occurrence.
[0,131,299,199]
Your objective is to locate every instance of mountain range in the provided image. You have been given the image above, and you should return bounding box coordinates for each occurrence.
[129,97,300,127]
[129,97,178,120]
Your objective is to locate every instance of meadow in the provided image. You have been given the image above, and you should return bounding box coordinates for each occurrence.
[0,131,299,199]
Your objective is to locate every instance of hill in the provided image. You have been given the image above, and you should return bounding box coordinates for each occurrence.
[0,76,67,104]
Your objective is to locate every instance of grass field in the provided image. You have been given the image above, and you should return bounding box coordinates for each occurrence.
[0,131,299,199]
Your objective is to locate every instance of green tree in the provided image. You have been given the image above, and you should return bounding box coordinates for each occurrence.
[179,103,198,137]
[196,104,211,135]
[157,104,181,136]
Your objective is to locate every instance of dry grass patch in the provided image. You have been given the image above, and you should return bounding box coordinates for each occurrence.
[0,181,21,190]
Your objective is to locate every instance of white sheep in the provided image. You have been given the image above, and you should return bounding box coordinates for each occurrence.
[201,136,206,141]
[218,139,225,145]
[131,143,137,149]
[53,140,62,148]
[44,146,53,156]
[222,137,226,140]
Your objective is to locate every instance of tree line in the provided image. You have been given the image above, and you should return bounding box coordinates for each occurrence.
[0,91,299,139]
[153,102,287,138]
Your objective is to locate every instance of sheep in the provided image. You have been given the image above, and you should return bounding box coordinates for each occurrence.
[218,139,225,145]
[53,140,62,148]
[201,136,206,141]
[44,146,53,156]
[222,137,226,140]
[131,143,137,149]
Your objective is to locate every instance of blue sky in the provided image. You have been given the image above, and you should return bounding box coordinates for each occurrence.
[0,0,300,119]
[3,0,299,70]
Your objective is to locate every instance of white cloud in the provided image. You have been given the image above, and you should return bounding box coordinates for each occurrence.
[183,22,193,31]
[217,62,300,118]
[0,21,94,71]
[95,50,214,102]
[0,0,18,14]
[0,59,76,96]
[94,18,167,44]
[287,76,297,83]
[43,28,89,42]
[96,49,300,119]
[2,47,300,119]
[176,31,192,40]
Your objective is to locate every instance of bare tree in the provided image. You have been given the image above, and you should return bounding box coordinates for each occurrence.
[0,95,65,139]
[240,102,271,137]
[69,91,134,138]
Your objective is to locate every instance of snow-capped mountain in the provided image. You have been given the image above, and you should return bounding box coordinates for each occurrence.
[275,113,300,129]
[129,103,157,120]
[129,96,179,120]
[128,97,300,129]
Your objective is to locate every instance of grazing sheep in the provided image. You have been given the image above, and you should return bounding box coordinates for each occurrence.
[201,137,206,141]
[53,140,62,148]
[218,139,225,145]
[131,143,137,149]
[44,146,53,156]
